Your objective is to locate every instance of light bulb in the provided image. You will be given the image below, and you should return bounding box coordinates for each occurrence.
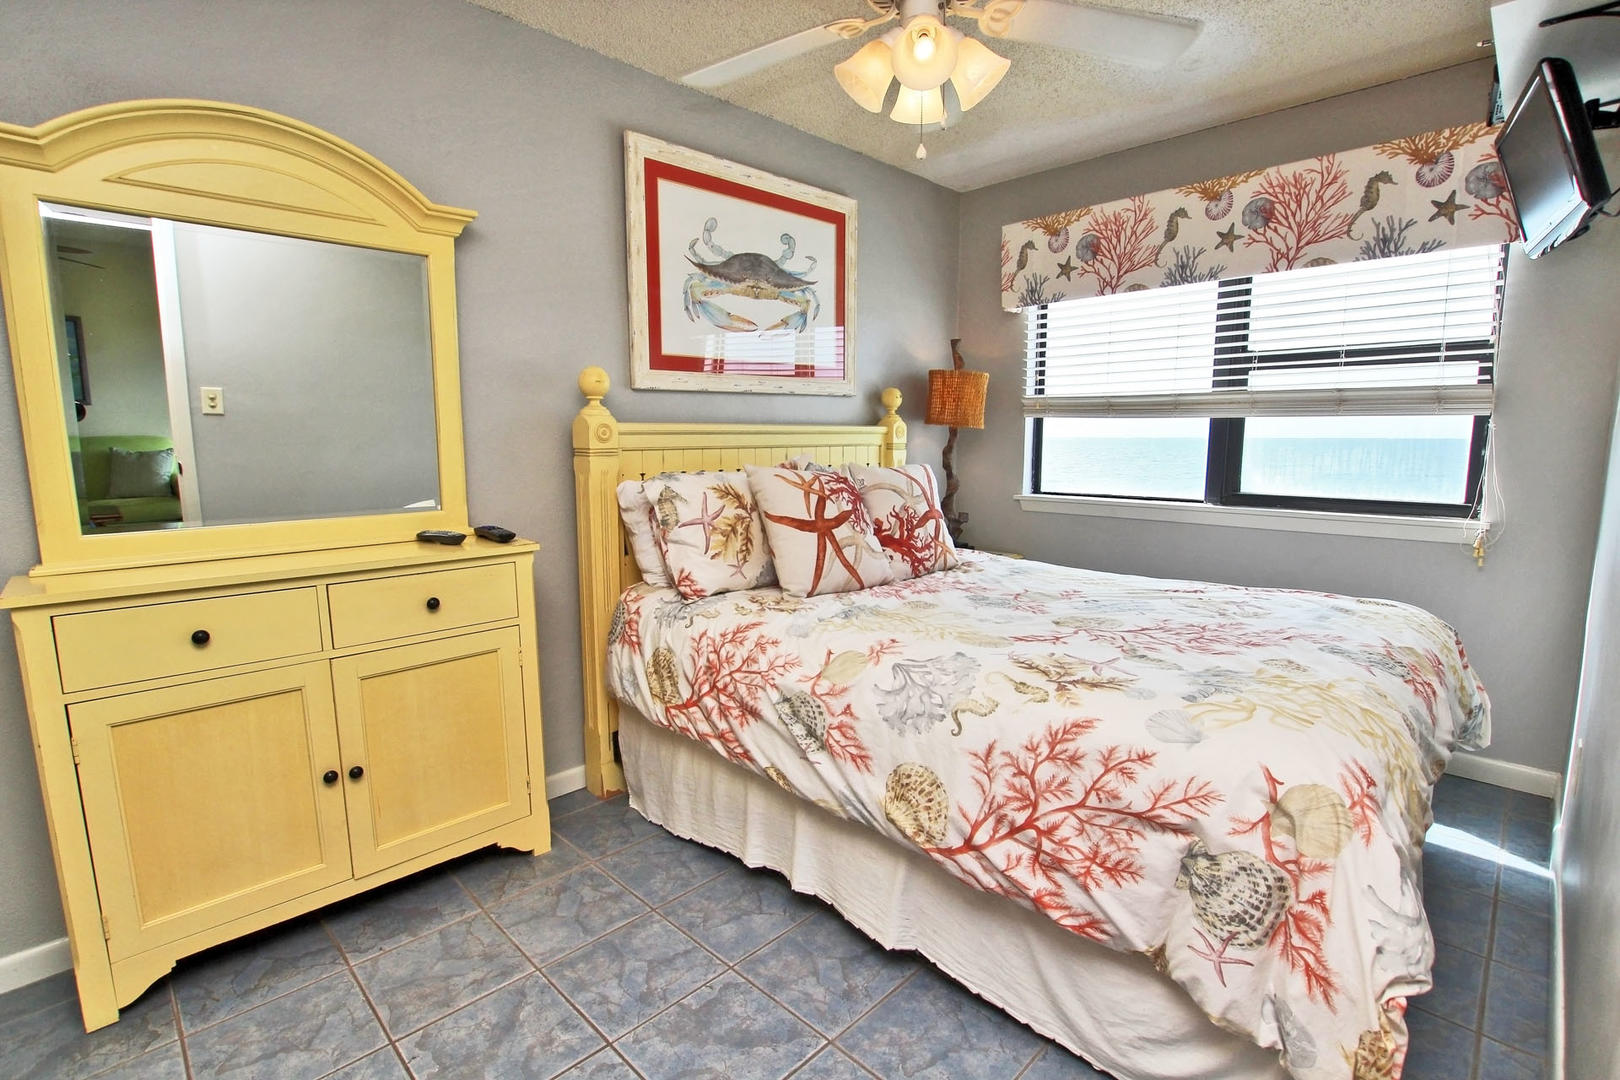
[891,17,960,91]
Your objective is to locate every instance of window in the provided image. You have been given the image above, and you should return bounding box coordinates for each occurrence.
[1025,246,1504,517]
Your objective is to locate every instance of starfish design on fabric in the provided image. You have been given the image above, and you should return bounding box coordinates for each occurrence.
[762,472,864,593]
[1428,190,1467,224]
[676,492,725,556]
[1188,928,1255,987]
[1056,256,1077,280]
[1214,224,1240,251]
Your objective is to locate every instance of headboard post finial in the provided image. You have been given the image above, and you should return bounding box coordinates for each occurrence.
[879,386,907,467]
[579,366,610,404]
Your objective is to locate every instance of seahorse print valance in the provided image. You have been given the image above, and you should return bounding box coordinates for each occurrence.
[1000,124,1516,311]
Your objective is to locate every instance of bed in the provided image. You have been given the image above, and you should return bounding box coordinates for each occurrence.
[570,367,1491,1080]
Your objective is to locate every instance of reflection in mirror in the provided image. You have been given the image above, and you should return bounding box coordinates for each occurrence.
[41,204,440,535]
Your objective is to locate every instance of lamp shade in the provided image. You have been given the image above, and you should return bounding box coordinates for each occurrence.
[950,37,1011,112]
[890,84,946,126]
[926,368,989,428]
[835,38,894,113]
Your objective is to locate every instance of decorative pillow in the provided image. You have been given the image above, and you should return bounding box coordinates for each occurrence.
[643,469,773,599]
[745,464,894,597]
[616,479,670,587]
[778,453,820,470]
[106,446,175,499]
[845,463,959,580]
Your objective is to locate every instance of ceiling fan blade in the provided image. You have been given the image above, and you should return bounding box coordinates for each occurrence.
[999,1,1200,68]
[682,23,858,88]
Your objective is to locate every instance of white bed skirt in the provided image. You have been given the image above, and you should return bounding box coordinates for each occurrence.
[620,710,1287,1080]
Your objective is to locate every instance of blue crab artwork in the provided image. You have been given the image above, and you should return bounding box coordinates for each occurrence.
[683,217,820,333]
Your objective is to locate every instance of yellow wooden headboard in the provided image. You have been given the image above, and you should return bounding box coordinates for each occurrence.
[571,366,906,795]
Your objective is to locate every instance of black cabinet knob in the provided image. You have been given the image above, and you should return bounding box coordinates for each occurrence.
[322,769,339,785]
[348,765,365,780]
[190,629,210,646]
[425,596,441,611]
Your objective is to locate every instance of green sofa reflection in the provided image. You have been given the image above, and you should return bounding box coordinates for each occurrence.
[71,435,181,529]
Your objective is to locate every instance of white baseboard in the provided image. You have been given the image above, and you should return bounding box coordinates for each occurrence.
[1445,753,1561,798]
[0,936,70,996]
[545,765,587,801]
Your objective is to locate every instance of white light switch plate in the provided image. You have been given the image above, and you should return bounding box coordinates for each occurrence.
[200,387,224,415]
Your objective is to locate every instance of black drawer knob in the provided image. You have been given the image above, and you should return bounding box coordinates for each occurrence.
[190,629,210,646]
[348,765,365,780]
[322,769,339,785]
[425,596,441,612]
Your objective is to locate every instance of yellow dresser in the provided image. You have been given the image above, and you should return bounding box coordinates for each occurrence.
[0,539,549,1030]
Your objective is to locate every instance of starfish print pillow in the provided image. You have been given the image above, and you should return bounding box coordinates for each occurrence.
[643,470,774,599]
[745,465,894,597]
[844,463,959,580]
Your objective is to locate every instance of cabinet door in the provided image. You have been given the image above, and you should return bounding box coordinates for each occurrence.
[332,628,530,877]
[71,663,351,960]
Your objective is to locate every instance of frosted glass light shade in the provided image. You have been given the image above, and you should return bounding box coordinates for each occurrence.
[890,85,946,126]
[891,17,961,90]
[834,38,894,113]
[950,37,1011,112]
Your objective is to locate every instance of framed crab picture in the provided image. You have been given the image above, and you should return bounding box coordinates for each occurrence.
[625,131,856,395]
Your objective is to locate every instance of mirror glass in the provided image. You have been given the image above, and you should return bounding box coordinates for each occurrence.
[41,203,440,534]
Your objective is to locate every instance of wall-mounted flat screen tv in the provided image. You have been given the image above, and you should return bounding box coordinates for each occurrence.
[1495,57,1611,259]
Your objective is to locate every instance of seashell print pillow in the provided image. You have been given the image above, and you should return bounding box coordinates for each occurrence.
[844,463,959,580]
[643,469,774,599]
[745,464,894,597]
[616,479,671,587]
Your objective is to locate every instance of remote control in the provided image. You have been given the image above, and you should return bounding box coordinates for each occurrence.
[474,524,517,543]
[415,529,467,545]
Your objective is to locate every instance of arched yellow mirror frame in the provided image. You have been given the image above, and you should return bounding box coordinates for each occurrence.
[0,100,475,574]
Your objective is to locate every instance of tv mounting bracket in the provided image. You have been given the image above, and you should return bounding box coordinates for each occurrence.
[1530,4,1620,128]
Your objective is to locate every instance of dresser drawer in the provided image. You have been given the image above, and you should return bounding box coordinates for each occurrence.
[55,588,324,693]
[327,563,518,648]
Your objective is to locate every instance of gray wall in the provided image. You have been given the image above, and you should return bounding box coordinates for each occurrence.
[0,0,959,962]
[954,59,1620,777]
[170,224,439,525]
[1557,388,1620,1080]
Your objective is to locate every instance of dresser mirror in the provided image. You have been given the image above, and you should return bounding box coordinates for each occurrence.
[0,100,476,573]
[43,203,440,534]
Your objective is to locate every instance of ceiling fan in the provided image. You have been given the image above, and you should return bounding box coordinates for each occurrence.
[683,0,1200,150]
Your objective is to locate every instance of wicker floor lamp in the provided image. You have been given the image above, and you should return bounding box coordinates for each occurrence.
[927,339,988,546]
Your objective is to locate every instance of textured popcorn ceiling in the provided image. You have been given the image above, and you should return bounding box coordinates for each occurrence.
[468,0,1491,191]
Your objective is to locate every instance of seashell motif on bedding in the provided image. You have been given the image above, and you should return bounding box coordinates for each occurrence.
[777,690,830,756]
[646,646,682,705]
[882,762,949,847]
[1270,784,1355,860]
[1177,840,1293,950]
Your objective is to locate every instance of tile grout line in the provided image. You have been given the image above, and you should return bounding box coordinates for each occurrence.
[450,861,628,1074]
[320,918,407,1077]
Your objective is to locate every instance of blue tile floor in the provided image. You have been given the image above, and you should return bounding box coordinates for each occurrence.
[0,775,1552,1079]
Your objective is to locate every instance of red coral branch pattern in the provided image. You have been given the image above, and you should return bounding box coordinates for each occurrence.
[662,621,799,766]
[1073,196,1160,294]
[927,719,1221,940]
[1242,156,1354,271]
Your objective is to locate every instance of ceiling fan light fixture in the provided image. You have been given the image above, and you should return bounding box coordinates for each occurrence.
[891,17,960,90]
[834,37,895,112]
[890,84,946,126]
[949,37,1011,112]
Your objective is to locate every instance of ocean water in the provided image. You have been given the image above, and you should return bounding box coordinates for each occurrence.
[1041,435,1473,505]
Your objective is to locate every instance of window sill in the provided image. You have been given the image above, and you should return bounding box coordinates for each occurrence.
[1015,494,1488,544]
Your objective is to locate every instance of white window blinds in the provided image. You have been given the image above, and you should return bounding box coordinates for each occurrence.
[1023,245,1506,418]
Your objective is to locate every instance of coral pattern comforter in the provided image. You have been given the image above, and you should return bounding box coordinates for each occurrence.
[606,553,1490,1080]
